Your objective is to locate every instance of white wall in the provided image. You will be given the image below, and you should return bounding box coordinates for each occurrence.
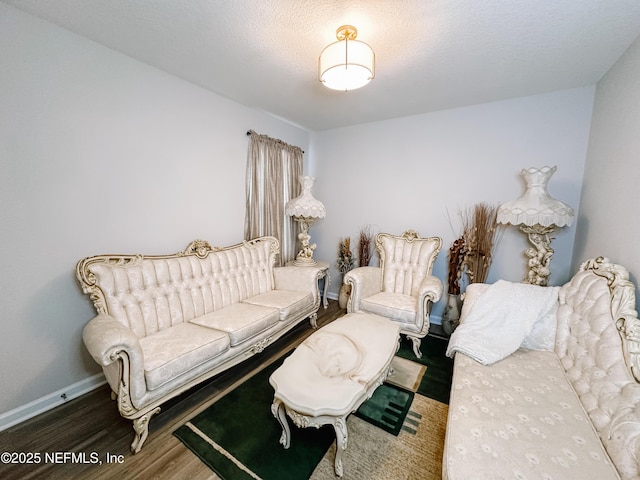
[0,4,309,418]
[573,34,640,304]
[310,87,595,320]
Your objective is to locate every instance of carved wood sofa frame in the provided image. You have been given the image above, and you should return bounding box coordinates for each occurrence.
[76,237,323,453]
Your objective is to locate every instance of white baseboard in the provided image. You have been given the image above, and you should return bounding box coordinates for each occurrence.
[0,373,106,432]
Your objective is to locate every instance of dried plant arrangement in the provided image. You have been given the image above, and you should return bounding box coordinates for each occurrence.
[357,225,375,267]
[447,236,466,295]
[459,202,502,285]
[337,237,356,275]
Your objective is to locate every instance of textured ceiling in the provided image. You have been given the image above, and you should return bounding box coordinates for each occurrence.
[5,0,640,131]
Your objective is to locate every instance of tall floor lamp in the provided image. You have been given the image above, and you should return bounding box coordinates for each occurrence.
[285,176,326,266]
[497,166,574,286]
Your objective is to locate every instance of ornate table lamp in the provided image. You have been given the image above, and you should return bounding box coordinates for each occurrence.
[285,176,326,266]
[497,166,574,286]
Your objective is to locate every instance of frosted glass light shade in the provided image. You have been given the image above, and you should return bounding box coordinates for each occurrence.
[319,26,375,91]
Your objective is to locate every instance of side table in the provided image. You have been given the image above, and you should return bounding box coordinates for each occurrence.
[287,260,330,309]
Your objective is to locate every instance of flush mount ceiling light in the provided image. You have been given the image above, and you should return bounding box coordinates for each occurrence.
[319,25,375,91]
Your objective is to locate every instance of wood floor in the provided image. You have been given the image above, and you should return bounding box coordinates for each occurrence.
[0,301,345,480]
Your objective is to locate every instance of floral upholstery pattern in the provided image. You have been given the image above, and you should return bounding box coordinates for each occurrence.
[444,350,620,479]
[444,258,640,480]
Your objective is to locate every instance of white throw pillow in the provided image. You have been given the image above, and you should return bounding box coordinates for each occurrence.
[520,300,558,351]
[458,283,489,325]
[458,282,557,351]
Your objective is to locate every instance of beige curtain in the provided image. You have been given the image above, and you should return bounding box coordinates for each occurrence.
[245,131,303,266]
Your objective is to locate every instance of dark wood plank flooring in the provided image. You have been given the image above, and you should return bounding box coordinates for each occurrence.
[0,301,345,480]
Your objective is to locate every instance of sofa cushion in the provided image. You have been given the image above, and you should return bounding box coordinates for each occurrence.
[243,290,314,321]
[139,323,230,391]
[444,349,620,480]
[360,292,416,324]
[190,302,279,346]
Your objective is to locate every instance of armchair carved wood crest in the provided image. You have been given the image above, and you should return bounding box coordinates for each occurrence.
[344,230,443,357]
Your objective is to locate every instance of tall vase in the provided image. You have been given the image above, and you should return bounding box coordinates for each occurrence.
[442,293,462,335]
[338,284,351,310]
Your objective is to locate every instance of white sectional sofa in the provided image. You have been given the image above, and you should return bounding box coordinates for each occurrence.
[76,237,323,453]
[444,257,640,479]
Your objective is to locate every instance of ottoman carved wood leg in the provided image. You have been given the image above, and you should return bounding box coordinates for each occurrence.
[271,399,291,448]
[270,402,351,477]
[332,416,348,477]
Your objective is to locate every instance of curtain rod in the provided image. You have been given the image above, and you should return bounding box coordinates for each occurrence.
[245,130,304,153]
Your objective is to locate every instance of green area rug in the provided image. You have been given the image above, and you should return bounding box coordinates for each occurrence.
[396,334,454,404]
[174,355,415,480]
[354,383,414,436]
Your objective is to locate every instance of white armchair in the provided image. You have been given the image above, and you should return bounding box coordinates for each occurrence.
[344,230,443,358]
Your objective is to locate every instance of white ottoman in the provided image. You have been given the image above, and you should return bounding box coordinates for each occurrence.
[269,312,401,477]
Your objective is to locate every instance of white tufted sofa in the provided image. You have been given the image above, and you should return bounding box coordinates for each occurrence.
[444,257,640,480]
[77,237,323,453]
